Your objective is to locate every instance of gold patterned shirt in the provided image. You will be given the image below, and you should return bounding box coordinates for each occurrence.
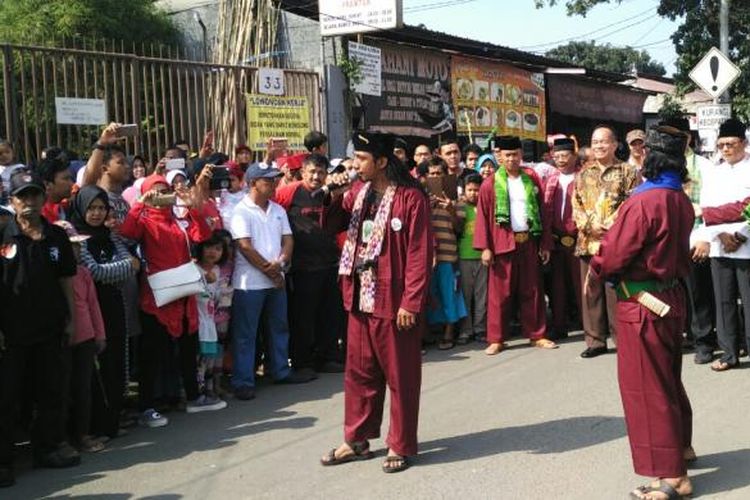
[572,160,638,256]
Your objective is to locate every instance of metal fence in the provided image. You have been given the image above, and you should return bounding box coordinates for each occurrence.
[0,42,322,164]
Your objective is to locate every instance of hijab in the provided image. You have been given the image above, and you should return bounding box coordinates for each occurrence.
[70,184,114,263]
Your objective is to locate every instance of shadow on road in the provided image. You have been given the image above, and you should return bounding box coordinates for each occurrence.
[10,374,342,499]
[418,415,626,464]
[691,448,750,496]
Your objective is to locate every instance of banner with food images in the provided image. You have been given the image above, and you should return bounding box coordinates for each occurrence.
[451,55,546,142]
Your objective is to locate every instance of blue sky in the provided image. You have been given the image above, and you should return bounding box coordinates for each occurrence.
[402,0,680,75]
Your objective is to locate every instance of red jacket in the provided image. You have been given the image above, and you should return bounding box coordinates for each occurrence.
[474,167,552,255]
[120,202,212,337]
[325,182,433,319]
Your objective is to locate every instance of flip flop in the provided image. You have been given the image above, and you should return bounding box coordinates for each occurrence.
[382,455,410,473]
[711,360,735,372]
[438,339,455,350]
[630,480,692,499]
[320,442,373,466]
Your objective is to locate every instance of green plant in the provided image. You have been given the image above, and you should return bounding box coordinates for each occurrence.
[658,92,687,121]
[338,55,363,87]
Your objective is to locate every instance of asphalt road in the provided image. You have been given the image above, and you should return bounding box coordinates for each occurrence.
[10,333,750,499]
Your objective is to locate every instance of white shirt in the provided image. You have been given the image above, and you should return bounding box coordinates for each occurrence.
[558,172,576,219]
[692,154,750,258]
[219,189,246,229]
[230,196,292,290]
[508,176,529,232]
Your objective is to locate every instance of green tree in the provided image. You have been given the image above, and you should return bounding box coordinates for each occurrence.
[545,41,666,76]
[0,0,178,47]
[535,0,750,120]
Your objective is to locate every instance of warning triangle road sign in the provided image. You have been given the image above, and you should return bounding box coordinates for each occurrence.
[689,47,741,100]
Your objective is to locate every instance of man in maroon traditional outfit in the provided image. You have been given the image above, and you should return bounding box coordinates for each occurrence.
[591,125,695,500]
[474,135,557,355]
[543,137,582,340]
[320,132,433,474]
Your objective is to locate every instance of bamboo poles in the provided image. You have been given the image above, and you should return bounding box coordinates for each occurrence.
[209,0,279,153]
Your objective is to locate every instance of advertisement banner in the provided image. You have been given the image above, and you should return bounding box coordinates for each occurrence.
[451,56,546,142]
[245,94,310,151]
[362,42,453,138]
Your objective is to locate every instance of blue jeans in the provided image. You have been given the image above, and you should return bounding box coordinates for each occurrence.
[231,288,291,389]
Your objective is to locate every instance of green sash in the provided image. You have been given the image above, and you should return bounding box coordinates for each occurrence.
[494,166,542,236]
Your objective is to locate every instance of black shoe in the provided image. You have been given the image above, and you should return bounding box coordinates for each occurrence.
[0,467,14,488]
[234,386,256,401]
[694,350,714,365]
[316,361,345,373]
[580,346,608,359]
[275,369,316,384]
[33,449,81,469]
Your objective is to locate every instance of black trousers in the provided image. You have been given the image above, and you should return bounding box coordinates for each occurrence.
[62,339,97,441]
[138,313,199,411]
[0,335,65,466]
[685,259,716,352]
[288,267,344,370]
[711,257,750,365]
[90,335,126,438]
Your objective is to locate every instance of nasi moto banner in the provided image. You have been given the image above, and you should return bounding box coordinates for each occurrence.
[451,56,546,142]
[360,42,453,138]
[245,94,310,151]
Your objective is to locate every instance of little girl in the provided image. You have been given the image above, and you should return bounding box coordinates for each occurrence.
[195,231,230,405]
[55,221,107,453]
[214,229,235,396]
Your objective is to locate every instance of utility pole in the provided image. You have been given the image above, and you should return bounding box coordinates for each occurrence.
[720,0,730,103]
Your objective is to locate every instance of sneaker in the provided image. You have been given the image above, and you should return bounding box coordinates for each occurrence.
[139,409,168,428]
[275,369,316,384]
[186,395,228,414]
[234,386,256,401]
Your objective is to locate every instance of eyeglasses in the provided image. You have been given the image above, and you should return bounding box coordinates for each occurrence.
[717,141,742,149]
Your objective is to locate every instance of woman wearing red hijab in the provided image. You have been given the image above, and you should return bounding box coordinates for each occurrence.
[120,175,223,428]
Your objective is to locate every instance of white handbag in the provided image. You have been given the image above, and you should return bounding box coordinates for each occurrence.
[146,222,206,307]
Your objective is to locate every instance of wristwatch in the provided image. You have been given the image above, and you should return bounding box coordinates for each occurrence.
[93,143,106,151]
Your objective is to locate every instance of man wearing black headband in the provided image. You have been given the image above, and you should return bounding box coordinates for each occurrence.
[591,125,696,499]
[543,137,583,340]
[321,131,432,474]
[474,135,558,356]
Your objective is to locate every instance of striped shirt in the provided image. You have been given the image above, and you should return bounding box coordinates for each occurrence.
[431,205,458,263]
[79,234,136,285]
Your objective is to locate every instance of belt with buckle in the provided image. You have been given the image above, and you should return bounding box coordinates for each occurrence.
[559,235,576,248]
[514,232,529,243]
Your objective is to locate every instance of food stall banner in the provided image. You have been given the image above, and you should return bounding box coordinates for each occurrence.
[361,42,453,138]
[451,55,546,142]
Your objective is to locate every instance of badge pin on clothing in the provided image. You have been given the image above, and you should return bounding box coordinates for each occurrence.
[391,218,402,232]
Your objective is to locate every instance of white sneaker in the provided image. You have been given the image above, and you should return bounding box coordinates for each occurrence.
[139,409,168,428]
[186,395,228,413]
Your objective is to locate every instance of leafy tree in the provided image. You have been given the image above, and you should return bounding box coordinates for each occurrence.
[0,0,178,47]
[545,41,666,76]
[658,93,687,122]
[535,0,750,121]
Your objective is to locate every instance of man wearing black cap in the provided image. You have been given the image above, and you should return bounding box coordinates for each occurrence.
[573,125,639,359]
[0,170,80,487]
[320,131,432,473]
[591,125,695,499]
[692,118,750,371]
[474,135,557,356]
[543,137,582,340]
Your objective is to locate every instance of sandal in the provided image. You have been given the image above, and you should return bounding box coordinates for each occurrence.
[320,441,373,466]
[382,454,410,474]
[711,360,735,372]
[438,339,455,350]
[630,480,691,499]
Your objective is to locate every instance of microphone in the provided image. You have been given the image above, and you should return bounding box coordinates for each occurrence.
[312,170,358,198]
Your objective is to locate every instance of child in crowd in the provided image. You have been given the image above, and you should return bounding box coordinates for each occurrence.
[195,231,230,406]
[456,174,488,344]
[425,157,467,350]
[214,229,235,395]
[55,221,107,453]
[0,140,25,204]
